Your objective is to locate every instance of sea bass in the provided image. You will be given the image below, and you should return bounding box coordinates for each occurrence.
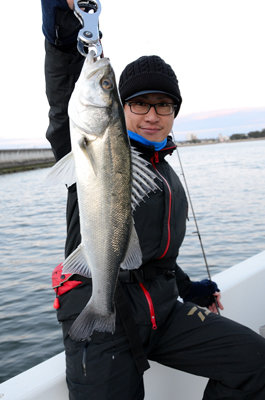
[49,54,158,341]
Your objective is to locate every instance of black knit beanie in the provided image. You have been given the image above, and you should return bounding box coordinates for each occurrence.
[118,55,182,117]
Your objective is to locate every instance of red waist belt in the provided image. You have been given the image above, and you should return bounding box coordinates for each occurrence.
[51,263,157,330]
[52,263,82,309]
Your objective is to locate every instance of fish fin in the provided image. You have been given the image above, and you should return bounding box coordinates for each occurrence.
[79,135,98,176]
[46,151,76,187]
[69,304,116,341]
[120,223,142,270]
[131,147,161,212]
[63,244,91,278]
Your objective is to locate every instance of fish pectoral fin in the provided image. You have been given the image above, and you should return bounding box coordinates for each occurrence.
[131,147,161,212]
[83,144,98,176]
[46,151,76,187]
[76,132,98,176]
[120,224,142,270]
[62,244,91,278]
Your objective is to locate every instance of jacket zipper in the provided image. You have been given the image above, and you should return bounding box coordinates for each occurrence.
[139,282,157,330]
[151,151,172,259]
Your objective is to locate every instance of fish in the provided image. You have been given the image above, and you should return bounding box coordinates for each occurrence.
[48,53,159,341]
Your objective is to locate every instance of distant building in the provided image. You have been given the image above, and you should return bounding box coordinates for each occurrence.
[186,133,199,142]
[218,134,229,142]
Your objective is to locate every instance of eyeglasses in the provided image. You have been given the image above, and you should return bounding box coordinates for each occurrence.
[125,102,176,116]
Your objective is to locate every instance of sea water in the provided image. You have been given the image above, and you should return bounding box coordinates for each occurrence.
[0,139,264,383]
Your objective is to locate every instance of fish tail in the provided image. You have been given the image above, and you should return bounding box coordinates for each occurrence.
[69,305,116,341]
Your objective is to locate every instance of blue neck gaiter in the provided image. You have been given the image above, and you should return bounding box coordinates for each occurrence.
[128,130,167,151]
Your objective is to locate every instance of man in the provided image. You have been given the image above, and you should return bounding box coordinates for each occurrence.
[42,2,265,399]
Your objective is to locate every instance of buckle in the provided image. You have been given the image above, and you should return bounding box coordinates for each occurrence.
[119,270,133,283]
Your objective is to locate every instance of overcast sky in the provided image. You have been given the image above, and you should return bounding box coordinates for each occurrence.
[0,0,264,147]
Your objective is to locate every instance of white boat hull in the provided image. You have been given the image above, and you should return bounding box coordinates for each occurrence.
[1,251,265,400]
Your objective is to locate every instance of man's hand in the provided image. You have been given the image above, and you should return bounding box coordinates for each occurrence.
[208,291,224,314]
[67,0,74,9]
[183,279,224,314]
[67,0,87,11]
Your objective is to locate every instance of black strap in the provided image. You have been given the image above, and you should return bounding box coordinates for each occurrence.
[115,282,150,375]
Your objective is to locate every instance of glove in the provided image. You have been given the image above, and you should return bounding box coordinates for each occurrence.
[183,279,220,307]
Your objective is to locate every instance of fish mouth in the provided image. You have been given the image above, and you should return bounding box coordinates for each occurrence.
[84,55,111,80]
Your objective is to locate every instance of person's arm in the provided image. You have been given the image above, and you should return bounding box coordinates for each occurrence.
[175,264,224,313]
[175,264,193,299]
[41,0,78,46]
[44,40,84,161]
[41,0,84,161]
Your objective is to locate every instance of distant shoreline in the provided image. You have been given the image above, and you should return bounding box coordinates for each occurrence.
[0,148,55,175]
[0,137,264,174]
[176,137,265,147]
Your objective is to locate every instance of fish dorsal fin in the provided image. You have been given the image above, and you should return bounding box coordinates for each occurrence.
[46,151,76,187]
[63,244,91,278]
[120,223,142,270]
[131,147,160,212]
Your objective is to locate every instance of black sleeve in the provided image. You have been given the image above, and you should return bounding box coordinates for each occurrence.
[44,40,84,161]
[41,1,76,45]
[42,7,84,258]
[175,263,192,299]
[44,40,84,255]
[43,7,84,161]
[65,184,81,258]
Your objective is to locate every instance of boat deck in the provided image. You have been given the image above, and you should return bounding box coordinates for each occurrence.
[1,250,265,400]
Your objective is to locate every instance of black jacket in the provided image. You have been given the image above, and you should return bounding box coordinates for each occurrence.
[130,138,187,266]
[64,137,192,299]
[44,40,193,303]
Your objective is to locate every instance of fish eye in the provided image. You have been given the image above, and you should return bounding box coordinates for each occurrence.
[101,78,113,90]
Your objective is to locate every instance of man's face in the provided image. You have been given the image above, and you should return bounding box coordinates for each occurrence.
[124,93,175,142]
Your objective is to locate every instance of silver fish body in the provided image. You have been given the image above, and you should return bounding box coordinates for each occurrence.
[48,54,159,341]
[63,55,141,341]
